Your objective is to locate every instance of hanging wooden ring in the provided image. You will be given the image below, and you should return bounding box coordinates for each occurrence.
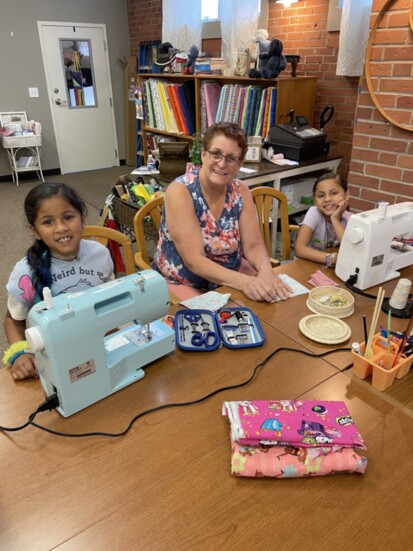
[365,0,413,132]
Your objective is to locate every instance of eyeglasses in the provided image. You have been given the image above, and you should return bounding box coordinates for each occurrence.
[207,150,241,166]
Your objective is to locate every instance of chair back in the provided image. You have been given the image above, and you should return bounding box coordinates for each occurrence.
[82,225,135,275]
[251,187,292,261]
[133,195,164,268]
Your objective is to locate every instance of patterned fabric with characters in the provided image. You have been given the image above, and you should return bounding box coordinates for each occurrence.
[153,169,243,290]
[223,400,367,478]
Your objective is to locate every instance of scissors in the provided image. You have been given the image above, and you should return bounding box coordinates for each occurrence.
[183,313,202,324]
[191,330,218,350]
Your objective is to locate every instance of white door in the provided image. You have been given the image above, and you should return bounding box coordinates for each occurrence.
[38,21,119,174]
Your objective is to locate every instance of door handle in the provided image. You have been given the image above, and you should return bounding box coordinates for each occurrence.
[55,98,67,106]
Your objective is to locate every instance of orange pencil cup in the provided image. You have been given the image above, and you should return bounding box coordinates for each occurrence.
[352,333,412,390]
[352,342,373,379]
[371,353,399,391]
[395,354,413,380]
[351,336,393,379]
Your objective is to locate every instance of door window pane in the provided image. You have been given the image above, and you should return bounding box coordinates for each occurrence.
[60,39,97,108]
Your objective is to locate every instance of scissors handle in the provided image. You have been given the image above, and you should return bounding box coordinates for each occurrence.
[183,313,201,323]
[191,330,217,350]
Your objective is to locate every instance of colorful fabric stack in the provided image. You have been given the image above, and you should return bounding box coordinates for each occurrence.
[223,400,367,478]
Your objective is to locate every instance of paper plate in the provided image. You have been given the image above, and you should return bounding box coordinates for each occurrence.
[299,314,351,345]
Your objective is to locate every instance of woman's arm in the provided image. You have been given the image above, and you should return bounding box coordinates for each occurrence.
[238,183,292,299]
[165,182,289,301]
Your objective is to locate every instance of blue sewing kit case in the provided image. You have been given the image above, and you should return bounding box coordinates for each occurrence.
[174,307,265,352]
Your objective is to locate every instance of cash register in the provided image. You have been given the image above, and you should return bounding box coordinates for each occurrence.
[264,114,329,161]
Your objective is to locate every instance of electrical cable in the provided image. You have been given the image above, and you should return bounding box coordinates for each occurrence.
[0,393,59,432]
[345,280,378,299]
[1,345,352,439]
[345,273,413,302]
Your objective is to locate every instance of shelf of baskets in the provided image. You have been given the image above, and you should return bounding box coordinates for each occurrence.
[1,134,44,186]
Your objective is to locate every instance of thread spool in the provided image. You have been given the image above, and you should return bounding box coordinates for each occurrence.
[389,278,412,310]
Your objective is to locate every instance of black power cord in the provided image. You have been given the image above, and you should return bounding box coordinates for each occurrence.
[1,345,352,439]
[0,393,60,432]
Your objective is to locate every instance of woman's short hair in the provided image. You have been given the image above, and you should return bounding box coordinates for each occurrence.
[202,122,248,160]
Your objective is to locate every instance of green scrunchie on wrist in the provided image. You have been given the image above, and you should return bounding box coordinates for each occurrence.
[2,341,31,367]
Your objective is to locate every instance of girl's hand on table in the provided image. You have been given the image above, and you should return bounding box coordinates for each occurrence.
[10,354,38,381]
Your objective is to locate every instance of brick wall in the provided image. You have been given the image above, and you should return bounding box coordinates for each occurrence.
[268,0,358,178]
[269,0,413,210]
[348,0,413,211]
[127,0,162,55]
[127,0,412,210]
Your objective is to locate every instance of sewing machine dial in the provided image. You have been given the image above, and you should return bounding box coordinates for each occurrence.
[348,226,364,244]
[25,326,45,352]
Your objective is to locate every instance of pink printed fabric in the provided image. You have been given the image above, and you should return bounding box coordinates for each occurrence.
[308,270,340,287]
[223,401,367,478]
[230,440,367,478]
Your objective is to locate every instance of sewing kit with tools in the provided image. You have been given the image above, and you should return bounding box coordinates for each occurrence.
[174,307,265,351]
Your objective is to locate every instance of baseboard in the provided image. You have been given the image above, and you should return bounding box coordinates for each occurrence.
[0,168,60,183]
[0,160,126,183]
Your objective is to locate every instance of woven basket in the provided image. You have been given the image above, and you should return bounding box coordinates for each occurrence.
[110,197,159,259]
[2,135,42,148]
[306,286,354,319]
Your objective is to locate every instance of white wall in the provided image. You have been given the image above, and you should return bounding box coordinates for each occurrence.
[0,0,130,177]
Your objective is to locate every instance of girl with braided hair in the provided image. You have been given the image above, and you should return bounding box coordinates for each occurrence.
[3,182,114,380]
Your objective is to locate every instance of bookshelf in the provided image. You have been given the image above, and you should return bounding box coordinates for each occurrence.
[137,73,317,164]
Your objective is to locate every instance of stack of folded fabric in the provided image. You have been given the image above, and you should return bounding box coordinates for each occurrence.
[223,400,367,478]
[308,270,340,287]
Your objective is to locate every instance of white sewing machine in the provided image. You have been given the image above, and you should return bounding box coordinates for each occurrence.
[25,270,175,417]
[336,202,413,290]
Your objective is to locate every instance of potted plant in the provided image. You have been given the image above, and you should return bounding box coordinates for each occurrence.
[186,131,202,172]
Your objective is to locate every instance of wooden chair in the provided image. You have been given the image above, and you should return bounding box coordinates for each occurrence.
[133,195,164,270]
[133,196,200,305]
[82,225,135,275]
[251,187,300,265]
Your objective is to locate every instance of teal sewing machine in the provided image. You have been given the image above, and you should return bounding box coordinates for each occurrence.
[25,271,175,417]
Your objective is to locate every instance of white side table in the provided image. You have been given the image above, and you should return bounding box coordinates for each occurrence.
[1,134,45,186]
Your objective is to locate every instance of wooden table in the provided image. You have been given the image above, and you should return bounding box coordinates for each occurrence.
[1,321,337,549]
[1,314,413,549]
[219,260,413,410]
